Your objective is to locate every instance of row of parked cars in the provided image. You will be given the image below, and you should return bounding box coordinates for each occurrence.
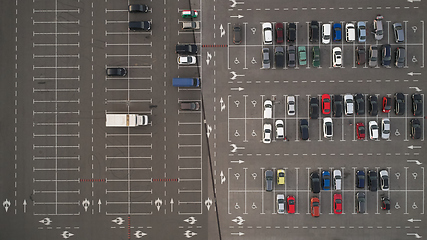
[127,4,152,31]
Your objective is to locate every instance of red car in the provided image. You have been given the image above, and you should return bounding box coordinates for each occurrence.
[276,23,284,44]
[287,195,295,214]
[382,96,392,113]
[322,94,331,115]
[356,122,365,139]
[333,193,342,214]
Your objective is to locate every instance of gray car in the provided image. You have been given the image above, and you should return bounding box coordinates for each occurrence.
[357,21,366,43]
[262,48,270,69]
[395,47,405,68]
[369,45,378,67]
[373,15,384,40]
[381,118,390,139]
[287,45,296,68]
[393,22,404,43]
[265,170,274,191]
[356,192,366,213]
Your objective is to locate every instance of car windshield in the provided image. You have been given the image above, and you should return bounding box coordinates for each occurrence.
[289,200,295,204]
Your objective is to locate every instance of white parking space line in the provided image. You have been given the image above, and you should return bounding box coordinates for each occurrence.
[106,54,152,57]
[106,43,152,46]
[33,32,79,35]
[178,122,202,125]
[33,9,79,13]
[33,20,79,24]
[34,54,79,58]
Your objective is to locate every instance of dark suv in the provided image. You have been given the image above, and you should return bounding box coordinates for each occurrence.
[368,95,378,116]
[310,172,321,193]
[356,170,365,188]
[394,93,405,115]
[333,95,343,117]
[309,21,319,42]
[410,119,422,139]
[382,44,392,68]
[287,23,296,42]
[265,170,274,192]
[356,47,366,65]
[356,192,366,213]
[354,94,365,115]
[310,97,319,119]
[412,93,423,116]
[368,170,377,192]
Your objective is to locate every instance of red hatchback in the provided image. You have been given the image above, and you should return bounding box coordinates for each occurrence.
[276,23,284,44]
[287,195,295,214]
[382,96,392,113]
[333,193,342,214]
[322,94,331,115]
[356,122,365,139]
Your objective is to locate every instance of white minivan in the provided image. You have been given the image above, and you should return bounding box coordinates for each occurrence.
[322,23,331,44]
[262,22,273,44]
[345,22,356,42]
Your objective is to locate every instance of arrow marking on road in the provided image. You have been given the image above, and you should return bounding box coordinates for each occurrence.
[134,231,147,238]
[407,160,423,165]
[155,198,162,211]
[230,15,244,18]
[205,198,213,210]
[408,72,421,76]
[220,24,226,37]
[409,87,422,92]
[231,160,245,164]
[184,216,197,225]
[408,145,421,149]
[206,52,212,65]
[230,87,244,91]
[220,97,226,111]
[170,198,174,212]
[231,232,245,236]
[220,171,226,184]
[230,71,245,80]
[408,218,421,222]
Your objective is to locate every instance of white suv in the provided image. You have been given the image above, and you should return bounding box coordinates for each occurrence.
[323,117,333,138]
[369,121,379,140]
[262,22,273,44]
[264,100,272,119]
[344,94,354,115]
[287,96,296,116]
[333,170,342,190]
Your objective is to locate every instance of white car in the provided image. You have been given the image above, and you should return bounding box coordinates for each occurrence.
[177,56,196,65]
[369,121,379,140]
[275,120,284,139]
[333,47,342,67]
[380,170,389,191]
[323,117,333,138]
[381,118,390,139]
[264,100,273,119]
[322,23,331,44]
[263,124,272,144]
[277,194,285,214]
[262,22,273,45]
[345,22,356,42]
[287,96,296,116]
[344,94,354,115]
[333,170,342,190]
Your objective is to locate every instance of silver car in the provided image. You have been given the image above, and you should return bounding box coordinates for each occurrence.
[393,22,404,43]
[369,45,378,68]
[357,21,366,43]
[381,118,390,139]
[344,94,354,115]
[287,96,296,116]
[277,194,285,214]
[262,48,270,69]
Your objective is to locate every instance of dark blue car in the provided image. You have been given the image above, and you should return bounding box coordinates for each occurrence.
[333,23,342,41]
[322,170,331,190]
[356,170,365,188]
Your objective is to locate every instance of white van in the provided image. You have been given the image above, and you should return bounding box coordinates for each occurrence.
[322,23,331,44]
[262,22,273,44]
[345,23,356,42]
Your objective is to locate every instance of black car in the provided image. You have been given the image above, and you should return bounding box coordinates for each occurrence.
[175,44,198,54]
[394,92,405,115]
[287,45,296,68]
[354,94,365,115]
[129,21,151,31]
[412,93,423,116]
[381,196,390,210]
[356,170,365,188]
[368,170,377,192]
[395,47,405,68]
[233,24,242,44]
[128,4,149,13]
[287,22,296,42]
[356,46,366,65]
[310,172,321,193]
[333,95,343,117]
[310,97,319,119]
[410,119,422,139]
[309,21,319,42]
[382,44,391,68]
[300,119,309,140]
[106,67,127,76]
[275,47,285,68]
[368,95,378,116]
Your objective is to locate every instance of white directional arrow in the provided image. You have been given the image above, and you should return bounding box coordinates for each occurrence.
[98,199,102,213]
[231,232,245,236]
[408,218,422,222]
[220,171,226,184]
[61,231,74,239]
[207,124,212,138]
[407,0,421,2]
[408,72,421,76]
[230,144,245,152]
[407,160,423,165]
[220,97,226,111]
[408,145,422,149]
[184,230,197,238]
[231,15,244,18]
[232,216,245,225]
[134,231,147,238]
[184,216,197,225]
[112,217,125,225]
[230,71,245,80]
[231,160,245,164]
[205,198,213,210]
[23,199,27,213]
[155,198,162,211]
[3,199,10,212]
[230,87,244,91]
[206,52,212,65]
[220,24,226,37]
[229,0,244,7]
[409,87,422,92]
[170,198,174,212]
[82,198,90,212]
[407,233,422,238]
[39,217,52,225]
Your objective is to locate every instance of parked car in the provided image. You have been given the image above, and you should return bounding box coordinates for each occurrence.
[310,172,320,193]
[177,56,197,65]
[129,21,151,31]
[412,93,423,116]
[175,44,198,54]
[333,47,342,67]
[368,95,378,116]
[275,23,284,44]
[233,24,242,44]
[381,196,391,210]
[322,94,331,115]
[374,15,384,40]
[181,21,199,30]
[323,117,333,138]
[381,118,391,139]
[275,120,284,139]
[382,44,392,68]
[263,22,273,44]
[181,10,198,18]
[322,23,331,44]
[277,169,285,185]
[275,47,284,68]
[382,96,392,113]
[309,21,319,42]
[263,124,272,144]
[410,119,422,139]
[369,45,378,67]
[298,46,307,66]
[106,67,127,76]
[345,22,356,42]
[344,94,354,115]
[356,122,365,140]
[322,170,331,190]
[356,192,366,213]
[128,4,149,13]
[180,101,200,111]
[287,196,296,214]
[333,23,342,41]
[277,194,285,214]
[312,46,320,67]
[262,48,270,69]
[356,46,366,65]
[333,170,342,190]
[380,170,389,191]
[300,119,309,140]
[287,96,296,116]
[357,21,367,42]
[368,170,378,191]
[287,45,296,68]
[263,100,272,119]
[394,92,405,115]
[369,121,379,140]
[311,197,320,217]
[393,22,404,43]
[395,47,405,68]
[354,94,365,115]
[265,170,274,191]
[288,23,297,42]
[356,170,365,188]
[310,97,319,119]
[333,95,343,117]
[334,194,342,214]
